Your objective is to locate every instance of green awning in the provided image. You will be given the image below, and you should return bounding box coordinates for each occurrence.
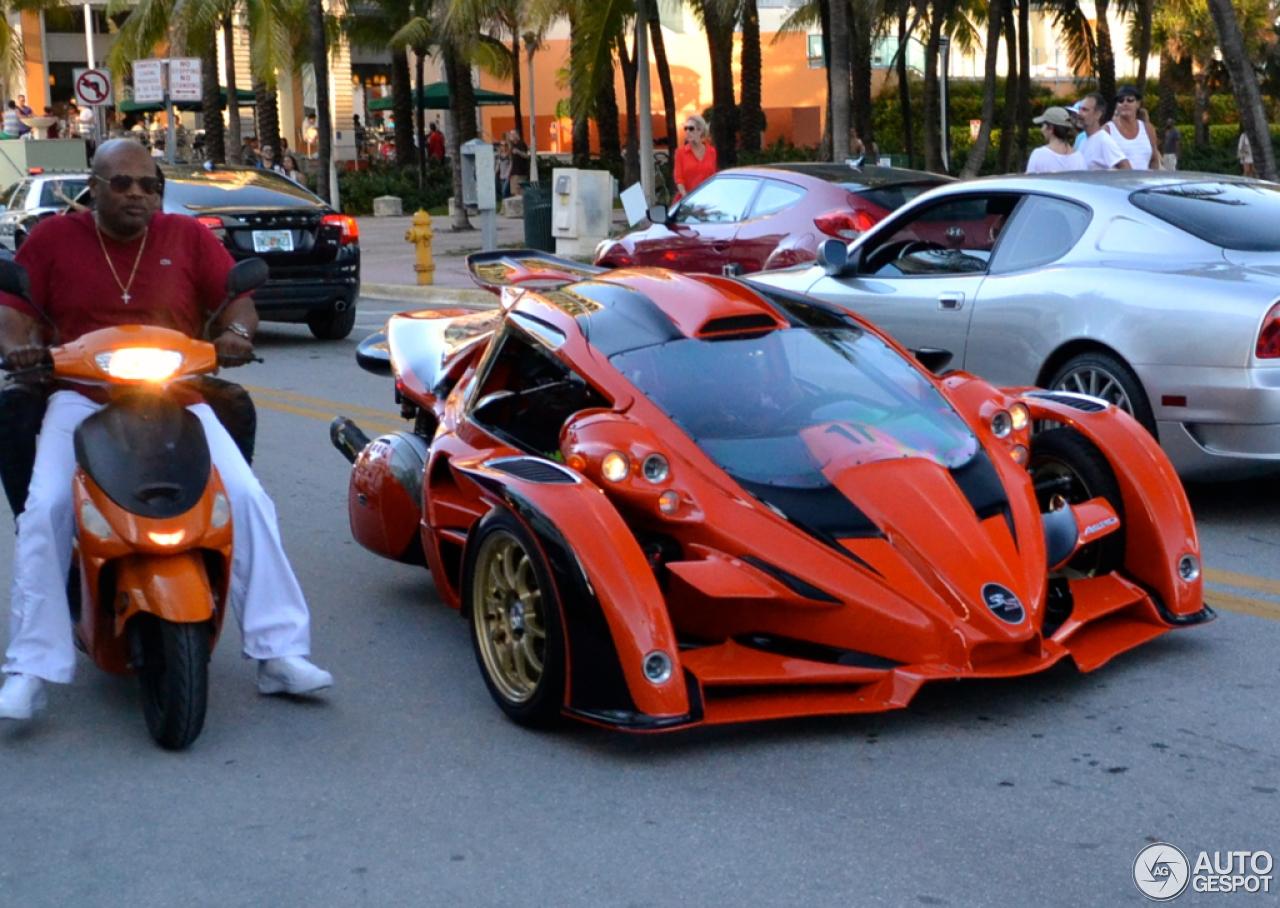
[118,87,256,114]
[367,82,515,111]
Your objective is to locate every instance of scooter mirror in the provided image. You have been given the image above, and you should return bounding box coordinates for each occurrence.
[226,258,270,297]
[0,259,32,302]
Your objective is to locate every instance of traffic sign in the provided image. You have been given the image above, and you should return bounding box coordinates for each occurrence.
[132,60,164,103]
[170,58,202,102]
[73,68,113,107]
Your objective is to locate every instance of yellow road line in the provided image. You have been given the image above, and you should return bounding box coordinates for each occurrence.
[243,384,396,421]
[254,396,404,435]
[1204,567,1280,600]
[1204,588,1280,623]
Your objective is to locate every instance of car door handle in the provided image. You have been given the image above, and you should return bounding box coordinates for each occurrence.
[938,292,965,311]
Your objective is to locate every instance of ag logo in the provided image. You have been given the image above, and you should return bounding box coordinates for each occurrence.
[1133,842,1190,901]
[981,583,1024,624]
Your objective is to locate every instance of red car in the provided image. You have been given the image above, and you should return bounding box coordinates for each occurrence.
[594,163,950,275]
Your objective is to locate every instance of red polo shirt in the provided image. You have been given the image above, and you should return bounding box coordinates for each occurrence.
[0,210,235,343]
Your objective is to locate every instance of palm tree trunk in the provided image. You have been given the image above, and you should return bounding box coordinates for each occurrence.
[414,46,426,189]
[308,0,332,202]
[922,6,946,172]
[1157,49,1177,132]
[818,0,832,161]
[1017,0,1030,170]
[997,3,1017,174]
[828,0,850,161]
[201,34,225,165]
[1094,0,1116,109]
[596,53,622,169]
[510,37,523,143]
[960,0,1002,179]
[851,5,874,154]
[649,9,678,155]
[896,0,914,168]
[569,19,590,166]
[1135,0,1152,94]
[392,48,414,169]
[254,79,280,156]
[444,44,477,230]
[737,0,763,154]
[1193,68,1209,148]
[1206,0,1276,180]
[224,17,243,165]
[618,29,639,188]
[700,0,737,168]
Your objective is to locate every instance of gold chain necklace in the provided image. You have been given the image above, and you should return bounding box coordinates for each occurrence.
[95,222,148,305]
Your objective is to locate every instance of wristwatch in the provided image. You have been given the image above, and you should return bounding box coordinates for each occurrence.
[223,321,253,342]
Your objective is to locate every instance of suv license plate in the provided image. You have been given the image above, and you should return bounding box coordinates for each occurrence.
[252,229,294,253]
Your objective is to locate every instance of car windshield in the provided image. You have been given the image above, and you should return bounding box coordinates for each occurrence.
[610,326,978,490]
[1130,181,1280,251]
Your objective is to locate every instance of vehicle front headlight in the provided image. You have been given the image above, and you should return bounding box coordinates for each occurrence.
[94,348,184,381]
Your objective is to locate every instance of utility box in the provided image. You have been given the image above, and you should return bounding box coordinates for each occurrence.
[551,168,613,257]
[460,139,496,211]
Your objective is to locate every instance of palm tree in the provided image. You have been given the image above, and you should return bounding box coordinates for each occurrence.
[827,0,850,161]
[690,0,737,168]
[738,0,763,154]
[960,0,1002,178]
[344,0,417,167]
[1205,0,1275,180]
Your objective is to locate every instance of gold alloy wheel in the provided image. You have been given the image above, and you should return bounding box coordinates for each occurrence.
[472,530,547,704]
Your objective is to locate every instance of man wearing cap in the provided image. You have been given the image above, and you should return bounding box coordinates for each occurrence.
[1076,93,1131,171]
[1027,107,1085,173]
[1102,84,1160,170]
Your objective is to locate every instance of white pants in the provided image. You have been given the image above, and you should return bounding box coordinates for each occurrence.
[5,390,312,683]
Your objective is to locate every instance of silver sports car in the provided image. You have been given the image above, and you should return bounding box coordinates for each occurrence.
[749,171,1280,481]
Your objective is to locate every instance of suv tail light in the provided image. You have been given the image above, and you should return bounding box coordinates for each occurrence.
[197,216,224,230]
[1258,301,1280,358]
[322,213,360,244]
[814,208,878,240]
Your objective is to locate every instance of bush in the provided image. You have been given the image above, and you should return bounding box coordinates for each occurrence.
[738,137,824,166]
[333,161,453,215]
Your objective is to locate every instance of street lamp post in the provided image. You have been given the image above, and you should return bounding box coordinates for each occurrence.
[939,35,951,174]
[523,32,539,183]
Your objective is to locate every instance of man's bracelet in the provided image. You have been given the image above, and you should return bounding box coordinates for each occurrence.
[222,322,253,342]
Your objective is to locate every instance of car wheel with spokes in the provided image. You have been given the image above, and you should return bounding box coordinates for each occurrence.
[1028,427,1126,578]
[1048,351,1156,436]
[464,509,565,728]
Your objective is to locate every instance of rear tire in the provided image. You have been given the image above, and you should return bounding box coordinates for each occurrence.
[136,617,210,751]
[1028,427,1126,577]
[307,302,358,340]
[1048,351,1156,436]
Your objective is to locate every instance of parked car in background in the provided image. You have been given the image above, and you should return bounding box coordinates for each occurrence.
[13,165,361,340]
[0,170,89,251]
[750,171,1280,481]
[594,163,950,275]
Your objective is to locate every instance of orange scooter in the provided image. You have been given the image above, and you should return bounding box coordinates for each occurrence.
[0,258,267,749]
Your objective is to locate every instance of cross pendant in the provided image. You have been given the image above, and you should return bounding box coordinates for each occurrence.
[122,292,131,304]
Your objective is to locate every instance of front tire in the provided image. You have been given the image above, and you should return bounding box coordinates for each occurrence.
[306,301,358,340]
[1029,427,1126,577]
[1048,351,1156,436]
[464,509,566,728]
[136,616,210,751]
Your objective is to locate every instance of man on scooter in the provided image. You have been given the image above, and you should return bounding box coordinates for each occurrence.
[0,139,333,720]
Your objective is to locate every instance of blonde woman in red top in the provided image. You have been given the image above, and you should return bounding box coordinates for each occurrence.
[674,114,717,200]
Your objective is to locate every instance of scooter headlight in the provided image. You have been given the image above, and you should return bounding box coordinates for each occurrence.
[80,500,112,539]
[94,348,184,381]
[211,492,231,530]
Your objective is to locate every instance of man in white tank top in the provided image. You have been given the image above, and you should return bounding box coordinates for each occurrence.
[1077,93,1131,171]
[1102,85,1161,170]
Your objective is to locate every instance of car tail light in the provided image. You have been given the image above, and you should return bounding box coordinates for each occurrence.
[814,208,878,240]
[27,167,43,175]
[322,213,360,244]
[1258,301,1280,358]
[197,216,223,230]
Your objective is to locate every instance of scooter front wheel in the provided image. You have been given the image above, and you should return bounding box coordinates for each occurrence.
[135,616,211,751]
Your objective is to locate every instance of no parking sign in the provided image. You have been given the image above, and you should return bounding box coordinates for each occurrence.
[73,69,113,107]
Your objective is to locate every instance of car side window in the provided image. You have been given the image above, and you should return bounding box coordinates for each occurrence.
[39,179,86,208]
[749,180,806,219]
[7,182,30,210]
[470,327,610,456]
[859,194,1021,277]
[0,182,16,209]
[989,195,1091,273]
[672,177,757,225]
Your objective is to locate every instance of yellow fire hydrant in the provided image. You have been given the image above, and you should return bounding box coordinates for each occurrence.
[406,210,436,286]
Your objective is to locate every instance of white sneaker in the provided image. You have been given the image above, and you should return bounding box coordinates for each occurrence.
[0,673,47,720]
[257,657,333,696]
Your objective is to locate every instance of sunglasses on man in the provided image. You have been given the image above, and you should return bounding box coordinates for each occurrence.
[94,174,163,195]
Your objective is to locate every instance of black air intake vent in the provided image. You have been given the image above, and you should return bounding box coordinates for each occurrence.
[488,457,579,484]
[1024,390,1108,413]
[698,314,780,337]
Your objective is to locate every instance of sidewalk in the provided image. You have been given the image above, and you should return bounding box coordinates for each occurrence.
[356,205,629,306]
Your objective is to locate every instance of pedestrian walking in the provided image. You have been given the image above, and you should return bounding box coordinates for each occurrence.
[1162,119,1182,171]
[1075,94,1131,171]
[1239,130,1255,178]
[1101,85,1160,170]
[507,129,530,196]
[1026,107,1085,173]
[674,114,717,200]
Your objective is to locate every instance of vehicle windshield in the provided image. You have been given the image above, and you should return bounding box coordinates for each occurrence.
[1130,181,1280,251]
[610,326,978,490]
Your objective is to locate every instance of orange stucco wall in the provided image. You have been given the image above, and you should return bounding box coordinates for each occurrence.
[20,10,47,113]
